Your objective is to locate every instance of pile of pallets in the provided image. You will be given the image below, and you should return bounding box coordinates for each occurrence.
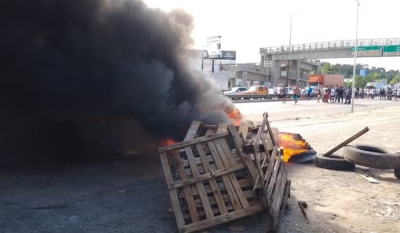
[158,112,291,233]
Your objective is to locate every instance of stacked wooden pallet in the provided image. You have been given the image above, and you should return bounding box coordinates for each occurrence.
[158,112,291,233]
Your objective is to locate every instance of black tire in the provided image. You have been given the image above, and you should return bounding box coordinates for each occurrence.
[395,169,400,179]
[343,144,400,169]
[314,153,355,170]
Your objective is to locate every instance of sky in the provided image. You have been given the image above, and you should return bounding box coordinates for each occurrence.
[143,0,400,71]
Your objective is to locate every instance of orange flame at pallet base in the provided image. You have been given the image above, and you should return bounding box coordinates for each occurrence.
[278,133,308,162]
[160,138,176,146]
[227,108,243,126]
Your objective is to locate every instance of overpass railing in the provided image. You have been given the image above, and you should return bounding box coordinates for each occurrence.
[260,37,400,54]
[221,63,271,75]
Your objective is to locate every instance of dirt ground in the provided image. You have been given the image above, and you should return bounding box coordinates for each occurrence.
[1,105,400,233]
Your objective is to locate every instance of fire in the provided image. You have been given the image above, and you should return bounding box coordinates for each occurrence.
[278,133,308,162]
[160,138,176,146]
[227,108,242,126]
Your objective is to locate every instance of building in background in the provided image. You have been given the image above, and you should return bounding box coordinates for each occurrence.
[360,68,369,77]
[185,49,237,91]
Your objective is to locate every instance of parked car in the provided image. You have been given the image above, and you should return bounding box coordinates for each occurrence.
[222,87,248,95]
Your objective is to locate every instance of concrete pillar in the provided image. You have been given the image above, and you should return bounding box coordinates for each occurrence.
[295,60,300,85]
[242,71,248,88]
[270,60,280,85]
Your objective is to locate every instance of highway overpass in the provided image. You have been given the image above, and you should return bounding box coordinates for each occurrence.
[259,37,400,85]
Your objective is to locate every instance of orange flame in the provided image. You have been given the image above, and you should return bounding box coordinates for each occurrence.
[160,138,176,146]
[227,108,242,126]
[278,133,308,162]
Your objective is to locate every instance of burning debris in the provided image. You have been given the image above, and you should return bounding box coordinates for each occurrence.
[159,112,290,233]
[278,133,316,163]
[0,0,241,165]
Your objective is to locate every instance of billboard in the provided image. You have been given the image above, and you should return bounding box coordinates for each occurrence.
[206,36,221,58]
[220,50,236,60]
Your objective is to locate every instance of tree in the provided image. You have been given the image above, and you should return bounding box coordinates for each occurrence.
[368,72,381,81]
[390,76,400,85]
[321,63,339,74]
[355,75,367,88]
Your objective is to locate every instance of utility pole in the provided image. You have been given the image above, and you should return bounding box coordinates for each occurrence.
[351,0,360,113]
[286,13,292,86]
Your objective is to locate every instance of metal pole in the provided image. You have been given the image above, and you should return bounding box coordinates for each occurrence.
[351,0,360,113]
[211,58,214,73]
[286,13,292,86]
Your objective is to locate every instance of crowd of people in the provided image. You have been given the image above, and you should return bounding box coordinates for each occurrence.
[277,85,400,105]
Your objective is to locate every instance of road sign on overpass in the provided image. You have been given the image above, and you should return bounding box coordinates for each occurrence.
[351,46,382,57]
[383,45,400,56]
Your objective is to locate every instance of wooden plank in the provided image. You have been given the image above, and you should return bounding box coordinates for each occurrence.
[270,179,291,232]
[214,139,250,209]
[270,163,285,211]
[169,163,246,189]
[272,172,288,224]
[264,116,277,147]
[179,179,256,198]
[263,149,277,185]
[160,152,185,230]
[186,190,258,209]
[181,155,241,167]
[227,124,259,183]
[266,128,279,151]
[181,203,264,233]
[205,129,216,136]
[238,125,249,140]
[207,140,242,210]
[184,121,202,141]
[267,157,282,203]
[172,150,200,223]
[185,146,214,219]
[159,131,229,152]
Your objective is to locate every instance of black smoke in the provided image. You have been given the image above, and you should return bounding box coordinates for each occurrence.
[0,0,236,164]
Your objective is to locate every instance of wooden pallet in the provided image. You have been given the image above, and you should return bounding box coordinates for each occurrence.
[251,113,291,232]
[159,122,264,233]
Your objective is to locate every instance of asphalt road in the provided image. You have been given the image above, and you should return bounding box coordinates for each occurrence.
[0,98,399,233]
[235,98,400,122]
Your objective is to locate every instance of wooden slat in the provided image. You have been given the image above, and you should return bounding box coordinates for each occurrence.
[272,171,288,222]
[159,131,229,152]
[196,144,228,215]
[160,153,185,229]
[269,179,291,232]
[172,150,200,223]
[266,128,279,151]
[207,140,242,210]
[238,125,249,140]
[181,203,265,233]
[181,155,241,167]
[184,121,202,141]
[179,179,256,198]
[270,162,285,210]
[263,148,277,186]
[169,163,246,189]
[227,124,259,183]
[267,157,282,203]
[214,139,250,209]
[185,146,214,219]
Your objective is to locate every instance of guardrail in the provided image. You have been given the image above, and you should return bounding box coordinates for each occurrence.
[260,37,400,54]
[221,63,270,75]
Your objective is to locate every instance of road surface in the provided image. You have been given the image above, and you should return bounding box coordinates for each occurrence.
[235,98,399,122]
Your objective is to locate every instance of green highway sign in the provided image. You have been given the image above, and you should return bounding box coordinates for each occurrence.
[350,46,382,51]
[350,46,382,57]
[383,45,400,56]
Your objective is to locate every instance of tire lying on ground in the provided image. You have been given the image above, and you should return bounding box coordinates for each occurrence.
[394,169,400,179]
[314,153,355,170]
[343,144,400,169]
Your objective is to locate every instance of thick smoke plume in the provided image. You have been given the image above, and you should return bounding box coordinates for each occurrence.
[0,0,236,164]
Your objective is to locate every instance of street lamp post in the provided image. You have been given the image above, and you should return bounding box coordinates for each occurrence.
[286,13,292,86]
[351,0,360,113]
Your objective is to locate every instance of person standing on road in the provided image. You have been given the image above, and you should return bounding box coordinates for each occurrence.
[330,86,336,103]
[273,84,278,95]
[345,87,352,104]
[338,86,344,104]
[307,86,312,100]
[281,85,287,104]
[293,85,300,105]
[317,85,322,102]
